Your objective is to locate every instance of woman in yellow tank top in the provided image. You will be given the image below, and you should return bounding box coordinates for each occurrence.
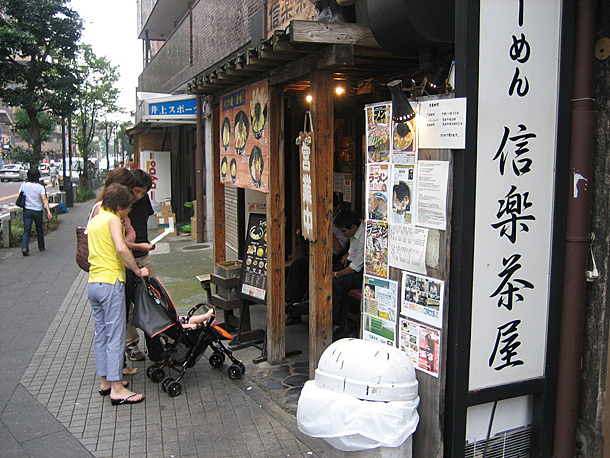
[87,184,149,405]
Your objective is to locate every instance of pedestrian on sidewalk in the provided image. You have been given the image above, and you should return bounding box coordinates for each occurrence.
[49,162,58,187]
[124,169,157,362]
[21,168,52,256]
[87,183,148,405]
[90,167,141,374]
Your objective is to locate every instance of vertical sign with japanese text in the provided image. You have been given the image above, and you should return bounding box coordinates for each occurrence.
[469,0,562,390]
[299,131,316,241]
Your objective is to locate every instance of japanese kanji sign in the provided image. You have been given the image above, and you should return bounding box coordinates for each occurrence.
[469,0,562,390]
[298,112,316,241]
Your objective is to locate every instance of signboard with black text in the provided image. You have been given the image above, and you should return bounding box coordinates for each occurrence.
[240,213,267,304]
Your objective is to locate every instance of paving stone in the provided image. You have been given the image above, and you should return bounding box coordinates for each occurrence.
[6,199,335,457]
[284,374,308,387]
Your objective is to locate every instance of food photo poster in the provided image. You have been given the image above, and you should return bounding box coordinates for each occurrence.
[220,79,269,192]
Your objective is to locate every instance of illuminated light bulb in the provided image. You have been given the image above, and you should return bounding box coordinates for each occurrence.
[306,94,313,103]
[335,86,345,96]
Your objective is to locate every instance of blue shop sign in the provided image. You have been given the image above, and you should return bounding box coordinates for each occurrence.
[149,97,197,116]
[222,90,246,111]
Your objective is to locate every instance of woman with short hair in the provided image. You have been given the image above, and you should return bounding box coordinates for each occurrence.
[87,183,149,405]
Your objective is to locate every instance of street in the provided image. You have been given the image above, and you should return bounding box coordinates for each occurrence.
[0,175,55,208]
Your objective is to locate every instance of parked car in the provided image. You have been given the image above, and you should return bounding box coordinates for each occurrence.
[0,164,27,182]
[39,163,50,176]
[19,163,30,180]
[57,161,83,191]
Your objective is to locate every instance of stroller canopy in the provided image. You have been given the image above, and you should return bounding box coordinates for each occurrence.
[132,277,179,338]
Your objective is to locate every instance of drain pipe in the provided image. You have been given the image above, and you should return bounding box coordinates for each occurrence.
[553,0,597,456]
[195,93,205,243]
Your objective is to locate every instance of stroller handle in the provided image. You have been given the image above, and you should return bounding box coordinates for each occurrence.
[136,262,152,283]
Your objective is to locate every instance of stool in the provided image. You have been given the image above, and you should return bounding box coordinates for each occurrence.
[195,274,212,301]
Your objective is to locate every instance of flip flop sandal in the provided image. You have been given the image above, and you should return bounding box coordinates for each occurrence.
[110,393,145,406]
[98,381,129,396]
[123,366,139,375]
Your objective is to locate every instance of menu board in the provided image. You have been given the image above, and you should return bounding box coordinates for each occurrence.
[220,79,269,192]
[240,213,267,303]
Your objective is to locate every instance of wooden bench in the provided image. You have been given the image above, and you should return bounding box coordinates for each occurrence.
[195,273,212,299]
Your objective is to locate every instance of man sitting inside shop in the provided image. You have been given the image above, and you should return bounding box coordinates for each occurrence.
[285,194,347,320]
[285,210,364,337]
[331,210,365,337]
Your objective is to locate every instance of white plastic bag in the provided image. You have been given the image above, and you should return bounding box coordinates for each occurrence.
[297,380,419,451]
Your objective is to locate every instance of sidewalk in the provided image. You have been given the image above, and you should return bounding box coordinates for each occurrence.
[0,199,339,458]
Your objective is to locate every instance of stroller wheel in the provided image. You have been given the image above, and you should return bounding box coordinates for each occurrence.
[161,376,175,393]
[238,361,246,375]
[209,352,225,368]
[228,364,242,380]
[147,365,165,383]
[167,381,182,397]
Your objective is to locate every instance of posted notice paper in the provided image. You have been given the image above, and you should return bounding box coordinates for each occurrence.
[416,160,449,230]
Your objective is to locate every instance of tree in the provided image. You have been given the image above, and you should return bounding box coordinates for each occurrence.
[118,121,134,164]
[14,108,56,146]
[73,44,121,183]
[0,0,82,166]
[99,118,118,171]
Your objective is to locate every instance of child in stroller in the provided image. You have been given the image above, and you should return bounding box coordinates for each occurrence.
[133,276,245,397]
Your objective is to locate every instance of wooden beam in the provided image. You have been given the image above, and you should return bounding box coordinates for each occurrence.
[266,85,286,365]
[269,44,354,86]
[212,103,226,264]
[309,69,334,377]
[290,20,380,48]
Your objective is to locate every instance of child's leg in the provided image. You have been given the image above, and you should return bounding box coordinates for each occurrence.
[190,308,214,325]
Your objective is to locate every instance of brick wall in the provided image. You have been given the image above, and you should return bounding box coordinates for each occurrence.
[134,128,164,166]
[139,0,264,94]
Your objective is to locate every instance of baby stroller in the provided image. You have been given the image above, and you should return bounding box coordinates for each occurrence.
[132,276,245,397]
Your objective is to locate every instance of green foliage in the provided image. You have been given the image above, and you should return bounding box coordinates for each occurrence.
[14,108,56,148]
[118,121,134,161]
[74,44,122,180]
[75,188,96,202]
[0,0,83,163]
[1,145,30,165]
[3,144,57,168]
[73,46,122,187]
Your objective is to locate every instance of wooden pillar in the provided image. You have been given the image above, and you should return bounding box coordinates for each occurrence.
[212,103,226,263]
[266,85,286,364]
[195,93,205,243]
[309,70,334,376]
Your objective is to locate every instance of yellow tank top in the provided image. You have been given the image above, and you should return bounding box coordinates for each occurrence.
[87,208,126,284]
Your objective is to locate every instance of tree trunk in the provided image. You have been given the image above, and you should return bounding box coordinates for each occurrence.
[27,108,42,165]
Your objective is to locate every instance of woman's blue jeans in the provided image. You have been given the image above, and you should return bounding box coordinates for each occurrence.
[22,208,44,251]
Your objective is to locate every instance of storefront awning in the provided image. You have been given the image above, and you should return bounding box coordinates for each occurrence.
[187,21,418,96]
